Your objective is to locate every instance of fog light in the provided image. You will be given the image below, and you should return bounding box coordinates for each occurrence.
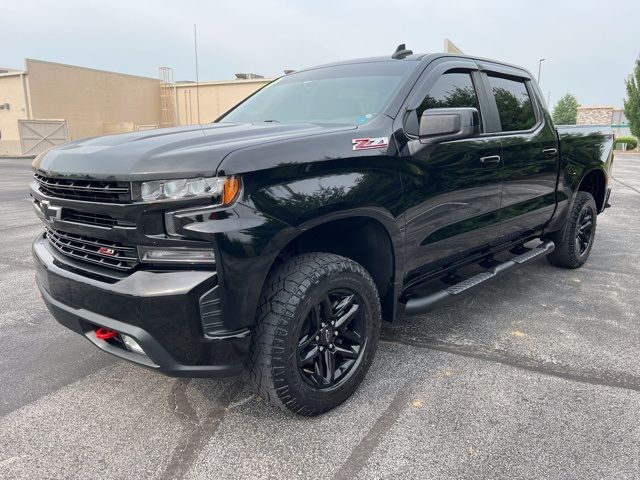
[138,246,215,264]
[121,334,145,355]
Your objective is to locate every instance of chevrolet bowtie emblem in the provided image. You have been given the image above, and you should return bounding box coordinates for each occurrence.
[36,199,63,223]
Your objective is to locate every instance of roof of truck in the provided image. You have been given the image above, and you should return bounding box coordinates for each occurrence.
[296,52,533,80]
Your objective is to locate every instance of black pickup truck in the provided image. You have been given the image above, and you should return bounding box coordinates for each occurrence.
[31,46,614,415]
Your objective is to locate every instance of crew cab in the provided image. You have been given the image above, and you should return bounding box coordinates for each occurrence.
[31,45,614,415]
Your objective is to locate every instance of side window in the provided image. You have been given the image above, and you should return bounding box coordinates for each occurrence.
[487,74,536,131]
[406,71,481,136]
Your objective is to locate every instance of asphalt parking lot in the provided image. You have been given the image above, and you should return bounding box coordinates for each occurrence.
[1,154,639,479]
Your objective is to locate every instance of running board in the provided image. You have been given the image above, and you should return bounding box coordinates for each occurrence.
[404,240,555,315]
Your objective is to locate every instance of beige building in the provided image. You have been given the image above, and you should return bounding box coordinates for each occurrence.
[27,59,163,140]
[0,59,272,156]
[0,69,30,155]
[0,60,166,155]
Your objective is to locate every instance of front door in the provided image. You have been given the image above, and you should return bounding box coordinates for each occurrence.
[398,61,503,280]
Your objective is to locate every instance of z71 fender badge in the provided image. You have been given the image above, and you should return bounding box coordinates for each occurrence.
[352,137,389,151]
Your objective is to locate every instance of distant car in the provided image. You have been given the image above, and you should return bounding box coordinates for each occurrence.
[31,45,613,415]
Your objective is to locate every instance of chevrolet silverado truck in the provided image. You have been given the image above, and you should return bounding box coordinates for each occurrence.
[31,46,614,415]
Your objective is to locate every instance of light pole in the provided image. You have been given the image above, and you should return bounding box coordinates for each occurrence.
[537,58,546,84]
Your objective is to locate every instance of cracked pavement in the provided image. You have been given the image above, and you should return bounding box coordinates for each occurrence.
[1,155,639,479]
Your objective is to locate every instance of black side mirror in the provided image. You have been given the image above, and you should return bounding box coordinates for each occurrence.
[419,107,480,144]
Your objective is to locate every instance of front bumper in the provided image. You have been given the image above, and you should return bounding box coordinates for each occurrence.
[33,234,250,377]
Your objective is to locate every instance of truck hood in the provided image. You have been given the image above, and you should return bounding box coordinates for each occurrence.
[34,122,356,180]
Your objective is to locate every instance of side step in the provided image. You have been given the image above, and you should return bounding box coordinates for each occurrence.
[404,240,555,315]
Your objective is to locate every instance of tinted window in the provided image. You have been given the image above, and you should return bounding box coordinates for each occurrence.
[488,75,536,131]
[416,72,480,120]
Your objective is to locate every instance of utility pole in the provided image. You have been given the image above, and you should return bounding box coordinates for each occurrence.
[538,58,546,83]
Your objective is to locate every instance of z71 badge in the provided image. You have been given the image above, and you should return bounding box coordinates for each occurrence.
[352,137,389,151]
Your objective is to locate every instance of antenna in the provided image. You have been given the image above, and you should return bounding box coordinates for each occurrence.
[391,43,412,60]
[194,24,201,124]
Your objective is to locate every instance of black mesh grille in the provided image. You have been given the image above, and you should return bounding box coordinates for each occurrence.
[34,173,131,203]
[45,228,139,271]
[62,210,118,228]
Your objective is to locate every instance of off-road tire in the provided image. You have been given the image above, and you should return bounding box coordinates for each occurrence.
[546,191,597,269]
[247,253,381,416]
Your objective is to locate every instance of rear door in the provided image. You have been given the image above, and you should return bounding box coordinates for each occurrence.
[398,58,503,278]
[477,64,559,242]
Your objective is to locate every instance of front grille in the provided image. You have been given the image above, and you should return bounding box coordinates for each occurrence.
[34,173,131,203]
[45,228,139,271]
[62,209,117,228]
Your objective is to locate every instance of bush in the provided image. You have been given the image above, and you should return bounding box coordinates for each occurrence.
[614,135,638,150]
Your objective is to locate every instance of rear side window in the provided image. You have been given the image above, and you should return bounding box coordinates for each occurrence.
[487,75,536,131]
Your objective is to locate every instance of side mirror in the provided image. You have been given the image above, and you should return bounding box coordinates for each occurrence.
[419,107,480,144]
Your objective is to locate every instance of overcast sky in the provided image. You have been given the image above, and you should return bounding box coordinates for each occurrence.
[3,0,639,108]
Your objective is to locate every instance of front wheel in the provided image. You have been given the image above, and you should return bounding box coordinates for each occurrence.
[247,253,381,416]
[546,191,597,269]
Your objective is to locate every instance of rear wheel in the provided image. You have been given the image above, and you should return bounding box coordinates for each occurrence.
[247,253,381,416]
[546,191,597,269]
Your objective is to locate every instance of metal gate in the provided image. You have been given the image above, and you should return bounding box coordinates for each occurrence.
[18,119,69,156]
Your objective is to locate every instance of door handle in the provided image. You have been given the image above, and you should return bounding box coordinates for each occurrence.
[542,148,558,157]
[480,155,501,166]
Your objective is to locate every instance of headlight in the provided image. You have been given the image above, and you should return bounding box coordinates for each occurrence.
[140,176,241,204]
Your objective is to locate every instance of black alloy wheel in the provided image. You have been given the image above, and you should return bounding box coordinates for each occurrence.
[297,289,366,389]
[575,205,595,256]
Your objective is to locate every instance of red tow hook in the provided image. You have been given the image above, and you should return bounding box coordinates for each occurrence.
[95,327,119,340]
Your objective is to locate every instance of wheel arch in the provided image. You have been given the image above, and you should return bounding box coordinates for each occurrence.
[577,167,607,213]
[266,210,403,322]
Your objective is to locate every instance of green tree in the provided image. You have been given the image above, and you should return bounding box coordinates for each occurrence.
[552,93,579,125]
[624,59,640,138]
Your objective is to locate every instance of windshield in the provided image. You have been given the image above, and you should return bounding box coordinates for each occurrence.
[218,62,412,126]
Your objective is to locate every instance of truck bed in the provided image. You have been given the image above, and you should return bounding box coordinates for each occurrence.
[556,125,615,165]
